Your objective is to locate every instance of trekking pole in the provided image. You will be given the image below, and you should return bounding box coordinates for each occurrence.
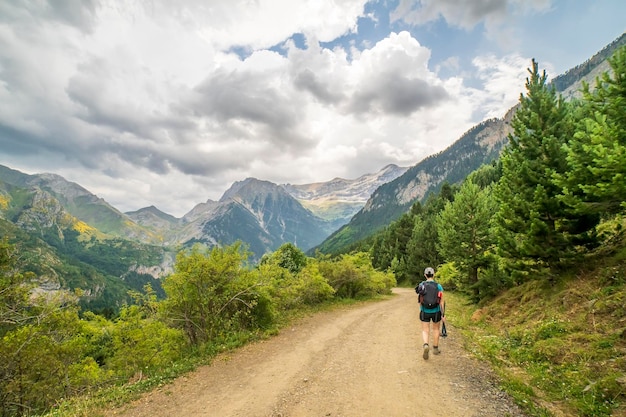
[440,303,448,338]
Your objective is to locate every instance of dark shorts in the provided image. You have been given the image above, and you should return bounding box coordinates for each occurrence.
[420,310,442,323]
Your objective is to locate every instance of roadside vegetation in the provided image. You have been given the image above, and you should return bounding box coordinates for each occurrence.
[0,238,394,417]
[446,225,626,417]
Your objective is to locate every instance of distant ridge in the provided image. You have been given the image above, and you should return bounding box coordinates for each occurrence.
[551,32,626,92]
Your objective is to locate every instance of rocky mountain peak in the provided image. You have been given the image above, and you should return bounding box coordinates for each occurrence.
[220,178,286,203]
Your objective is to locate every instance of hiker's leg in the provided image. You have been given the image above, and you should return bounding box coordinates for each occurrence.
[421,320,431,359]
[421,321,430,345]
[432,321,440,347]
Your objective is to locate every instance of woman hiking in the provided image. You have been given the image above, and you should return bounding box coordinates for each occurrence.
[415,267,445,360]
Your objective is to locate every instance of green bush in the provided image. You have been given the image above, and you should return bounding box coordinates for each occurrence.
[318,252,395,298]
[160,243,265,345]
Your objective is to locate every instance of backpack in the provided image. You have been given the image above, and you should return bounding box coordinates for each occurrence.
[416,280,441,309]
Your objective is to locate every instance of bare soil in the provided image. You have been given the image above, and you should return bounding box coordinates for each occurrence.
[105,288,528,417]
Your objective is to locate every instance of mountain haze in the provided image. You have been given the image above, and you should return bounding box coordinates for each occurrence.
[282,164,408,227]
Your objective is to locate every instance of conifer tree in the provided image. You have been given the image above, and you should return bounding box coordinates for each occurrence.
[494,59,576,274]
[437,180,496,297]
[559,45,626,216]
[405,184,454,281]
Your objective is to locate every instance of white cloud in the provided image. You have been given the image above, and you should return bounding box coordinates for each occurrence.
[470,54,531,118]
[0,0,619,217]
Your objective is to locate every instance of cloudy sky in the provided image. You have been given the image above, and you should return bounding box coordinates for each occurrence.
[0,0,624,217]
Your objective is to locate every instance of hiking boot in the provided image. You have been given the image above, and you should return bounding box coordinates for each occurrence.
[433,346,441,355]
[422,344,429,360]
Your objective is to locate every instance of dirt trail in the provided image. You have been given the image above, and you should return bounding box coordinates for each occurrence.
[106,288,527,417]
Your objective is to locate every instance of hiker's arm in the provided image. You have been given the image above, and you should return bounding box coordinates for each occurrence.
[440,294,446,320]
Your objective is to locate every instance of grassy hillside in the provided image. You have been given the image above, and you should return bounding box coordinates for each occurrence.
[449,219,626,417]
[0,216,168,315]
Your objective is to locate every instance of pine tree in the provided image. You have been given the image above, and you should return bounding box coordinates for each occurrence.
[404,184,454,281]
[436,181,496,297]
[494,59,577,274]
[560,45,626,216]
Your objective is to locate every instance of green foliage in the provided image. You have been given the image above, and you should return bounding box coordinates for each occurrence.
[295,262,336,304]
[494,59,581,274]
[0,238,36,336]
[0,293,107,417]
[260,242,308,274]
[434,262,459,290]
[370,48,626,304]
[371,185,455,286]
[105,304,186,379]
[256,258,335,312]
[405,213,440,281]
[436,181,496,297]
[0,213,168,317]
[466,160,502,188]
[453,251,626,417]
[2,227,393,417]
[318,252,395,298]
[559,45,626,216]
[160,242,265,345]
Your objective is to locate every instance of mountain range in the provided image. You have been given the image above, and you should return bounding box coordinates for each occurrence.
[0,163,408,259]
[0,162,407,310]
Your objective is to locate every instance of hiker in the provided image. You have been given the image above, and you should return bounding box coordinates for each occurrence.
[416,267,445,360]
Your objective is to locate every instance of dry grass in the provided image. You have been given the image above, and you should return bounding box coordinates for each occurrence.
[449,231,626,417]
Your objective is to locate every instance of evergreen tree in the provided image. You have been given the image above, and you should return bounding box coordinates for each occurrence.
[405,215,439,281]
[370,232,391,271]
[436,181,496,297]
[370,204,421,283]
[560,45,626,216]
[494,59,578,274]
[405,184,454,282]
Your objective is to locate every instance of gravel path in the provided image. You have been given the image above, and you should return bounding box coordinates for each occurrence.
[105,288,528,417]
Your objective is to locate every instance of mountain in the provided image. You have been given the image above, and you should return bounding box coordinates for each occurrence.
[125,164,408,257]
[314,32,626,255]
[0,164,161,244]
[0,176,173,313]
[182,178,334,257]
[551,33,626,99]
[281,164,408,228]
[1,163,401,270]
[125,205,182,244]
[314,113,514,254]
